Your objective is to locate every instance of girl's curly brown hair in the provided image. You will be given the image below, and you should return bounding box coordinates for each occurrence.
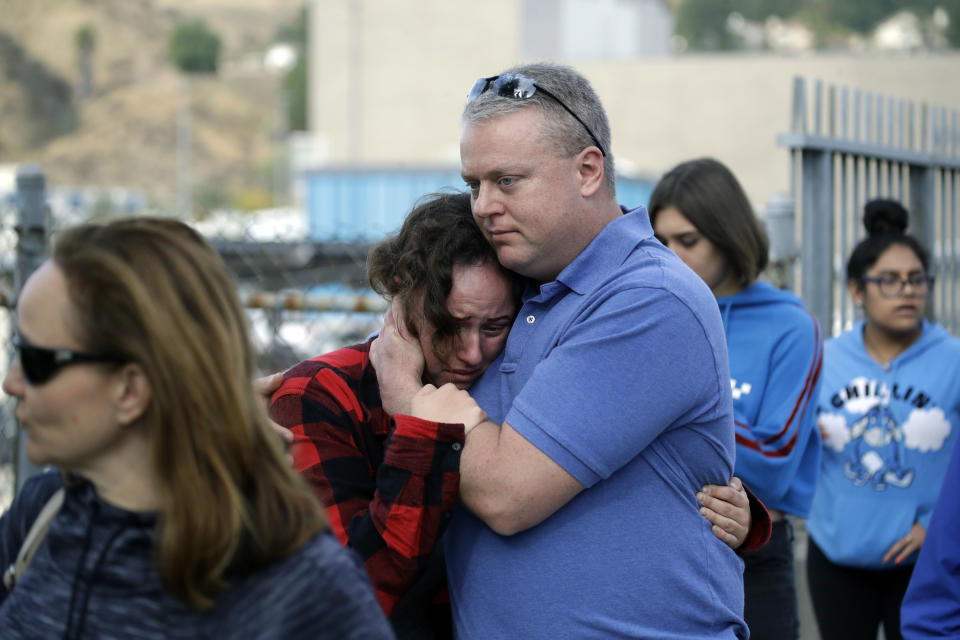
[367,191,523,358]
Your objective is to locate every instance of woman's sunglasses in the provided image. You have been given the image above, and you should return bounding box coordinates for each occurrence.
[12,336,122,385]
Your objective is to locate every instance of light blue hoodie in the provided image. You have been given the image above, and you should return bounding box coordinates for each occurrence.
[808,319,960,569]
[717,281,824,517]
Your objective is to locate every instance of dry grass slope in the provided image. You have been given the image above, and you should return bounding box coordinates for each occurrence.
[0,0,304,210]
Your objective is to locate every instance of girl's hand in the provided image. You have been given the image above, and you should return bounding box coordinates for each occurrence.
[883,522,926,564]
[697,477,750,549]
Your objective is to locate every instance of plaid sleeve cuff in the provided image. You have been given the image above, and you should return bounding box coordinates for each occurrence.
[383,415,465,474]
[392,415,466,442]
[738,483,773,554]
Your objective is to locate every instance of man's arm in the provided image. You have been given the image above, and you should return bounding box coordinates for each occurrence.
[458,419,583,535]
[456,426,765,543]
[389,384,584,536]
[407,372,765,543]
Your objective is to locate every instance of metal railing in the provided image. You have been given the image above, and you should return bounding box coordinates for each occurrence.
[778,76,959,337]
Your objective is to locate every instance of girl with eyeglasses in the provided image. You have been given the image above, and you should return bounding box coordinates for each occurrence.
[0,218,394,639]
[805,199,960,640]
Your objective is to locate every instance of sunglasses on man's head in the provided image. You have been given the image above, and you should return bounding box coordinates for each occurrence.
[12,335,122,385]
[467,73,607,157]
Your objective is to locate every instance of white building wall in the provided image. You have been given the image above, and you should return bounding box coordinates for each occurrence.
[306,1,960,210]
[309,0,521,165]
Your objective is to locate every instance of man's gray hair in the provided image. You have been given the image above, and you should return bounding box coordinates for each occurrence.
[463,62,616,197]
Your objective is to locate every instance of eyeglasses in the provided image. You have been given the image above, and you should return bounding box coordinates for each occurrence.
[860,274,934,299]
[467,73,607,157]
[12,335,122,385]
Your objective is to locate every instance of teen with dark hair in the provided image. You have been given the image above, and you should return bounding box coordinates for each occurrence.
[649,157,824,640]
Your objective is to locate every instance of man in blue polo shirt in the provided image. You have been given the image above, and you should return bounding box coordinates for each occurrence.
[373,62,747,639]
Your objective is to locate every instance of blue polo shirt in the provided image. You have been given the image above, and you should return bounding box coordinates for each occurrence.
[444,207,747,639]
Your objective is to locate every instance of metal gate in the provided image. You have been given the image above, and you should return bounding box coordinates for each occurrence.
[779,76,959,337]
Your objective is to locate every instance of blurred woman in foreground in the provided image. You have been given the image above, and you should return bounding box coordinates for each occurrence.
[0,217,393,639]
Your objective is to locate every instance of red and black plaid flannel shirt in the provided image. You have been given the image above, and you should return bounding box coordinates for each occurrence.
[741,485,772,552]
[270,339,463,628]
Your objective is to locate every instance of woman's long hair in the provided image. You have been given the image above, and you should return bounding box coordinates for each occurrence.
[53,217,326,610]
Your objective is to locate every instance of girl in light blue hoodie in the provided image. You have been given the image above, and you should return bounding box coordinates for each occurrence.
[805,199,960,640]
[650,158,823,640]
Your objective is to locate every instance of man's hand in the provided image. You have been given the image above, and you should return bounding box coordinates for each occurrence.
[883,522,926,564]
[697,477,750,549]
[370,299,426,415]
[411,383,487,434]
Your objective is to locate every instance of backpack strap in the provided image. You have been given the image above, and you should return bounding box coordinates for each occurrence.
[3,487,64,591]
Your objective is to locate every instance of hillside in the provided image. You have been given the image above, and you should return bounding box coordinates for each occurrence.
[0,0,305,212]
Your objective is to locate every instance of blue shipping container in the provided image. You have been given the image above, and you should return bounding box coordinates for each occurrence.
[304,166,654,243]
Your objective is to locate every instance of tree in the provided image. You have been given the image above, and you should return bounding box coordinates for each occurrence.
[285,56,307,131]
[277,6,308,131]
[673,0,951,50]
[943,0,960,46]
[275,5,307,45]
[675,0,740,50]
[168,19,221,217]
[168,20,221,74]
[74,24,96,100]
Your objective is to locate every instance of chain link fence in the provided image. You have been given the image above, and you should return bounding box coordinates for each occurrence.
[0,180,20,511]
[0,166,388,509]
[202,232,387,377]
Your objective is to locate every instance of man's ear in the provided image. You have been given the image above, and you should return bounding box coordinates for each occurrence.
[113,363,152,426]
[577,146,604,198]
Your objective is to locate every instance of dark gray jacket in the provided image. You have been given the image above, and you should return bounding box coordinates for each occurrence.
[0,471,395,639]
